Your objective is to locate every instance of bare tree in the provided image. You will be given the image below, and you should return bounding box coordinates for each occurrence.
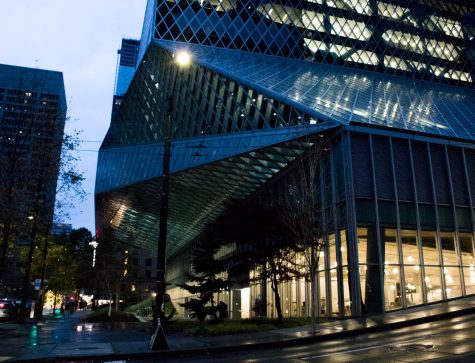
[211,199,302,322]
[94,226,136,317]
[281,134,331,333]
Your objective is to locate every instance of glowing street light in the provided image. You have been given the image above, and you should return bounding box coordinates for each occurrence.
[174,50,192,68]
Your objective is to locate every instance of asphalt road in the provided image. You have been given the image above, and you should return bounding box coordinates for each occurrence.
[136,313,475,363]
[2,310,475,362]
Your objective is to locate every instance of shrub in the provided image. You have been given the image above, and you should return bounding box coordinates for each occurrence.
[126,297,176,321]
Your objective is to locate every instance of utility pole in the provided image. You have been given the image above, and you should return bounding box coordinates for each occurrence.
[150,50,191,350]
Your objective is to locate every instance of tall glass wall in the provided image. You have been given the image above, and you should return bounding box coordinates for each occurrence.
[249,234,350,319]
[247,130,474,319]
[357,227,474,311]
[352,131,475,314]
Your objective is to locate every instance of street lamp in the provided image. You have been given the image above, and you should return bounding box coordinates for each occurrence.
[175,50,192,67]
[150,50,192,351]
[88,239,98,267]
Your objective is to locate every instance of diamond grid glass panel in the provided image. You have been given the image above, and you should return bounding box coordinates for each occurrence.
[155,41,475,141]
[103,44,326,149]
[147,0,474,87]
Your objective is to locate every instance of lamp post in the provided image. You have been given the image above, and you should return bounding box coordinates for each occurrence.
[150,50,191,350]
[88,239,98,267]
[35,223,49,320]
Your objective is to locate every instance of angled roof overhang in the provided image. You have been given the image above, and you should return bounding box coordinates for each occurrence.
[96,124,338,257]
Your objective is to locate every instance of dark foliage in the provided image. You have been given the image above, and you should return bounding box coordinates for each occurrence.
[200,198,304,322]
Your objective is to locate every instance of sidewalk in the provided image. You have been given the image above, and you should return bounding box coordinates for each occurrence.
[3,296,475,362]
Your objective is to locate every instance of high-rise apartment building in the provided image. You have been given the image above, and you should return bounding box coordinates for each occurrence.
[111,38,140,121]
[96,1,475,319]
[0,64,66,292]
[51,223,72,236]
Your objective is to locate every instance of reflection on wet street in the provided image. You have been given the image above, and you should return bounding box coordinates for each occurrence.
[0,310,150,361]
[76,323,94,332]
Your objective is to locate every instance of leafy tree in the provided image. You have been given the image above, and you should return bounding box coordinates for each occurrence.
[29,227,92,317]
[68,228,95,294]
[93,226,138,317]
[53,131,86,222]
[22,129,84,321]
[179,274,231,321]
[179,225,233,324]
[36,235,76,304]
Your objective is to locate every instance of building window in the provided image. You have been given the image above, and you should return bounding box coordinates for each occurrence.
[421,231,443,303]
[440,232,463,298]
[401,230,423,306]
[383,229,402,310]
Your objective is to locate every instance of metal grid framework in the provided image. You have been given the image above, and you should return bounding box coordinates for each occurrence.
[148,0,475,87]
[96,123,334,194]
[103,45,323,149]
[98,41,342,257]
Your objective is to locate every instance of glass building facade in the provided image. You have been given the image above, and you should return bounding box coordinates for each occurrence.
[96,1,475,318]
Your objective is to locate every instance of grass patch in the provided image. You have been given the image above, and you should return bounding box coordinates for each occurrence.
[166,317,323,336]
[82,307,139,323]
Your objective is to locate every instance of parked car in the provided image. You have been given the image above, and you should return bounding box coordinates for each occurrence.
[0,300,11,319]
[0,298,32,319]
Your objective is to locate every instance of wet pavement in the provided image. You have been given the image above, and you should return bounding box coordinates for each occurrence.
[0,297,475,362]
[0,310,151,361]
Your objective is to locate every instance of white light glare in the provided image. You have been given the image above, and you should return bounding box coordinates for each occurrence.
[175,50,192,67]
